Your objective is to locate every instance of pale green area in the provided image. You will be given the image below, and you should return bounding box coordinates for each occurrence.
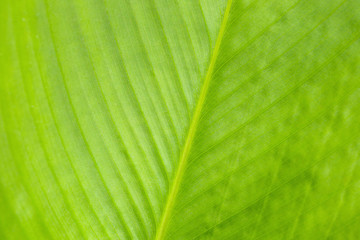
[1,0,360,239]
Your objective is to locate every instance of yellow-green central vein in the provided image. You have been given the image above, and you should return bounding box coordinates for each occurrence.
[155,0,233,239]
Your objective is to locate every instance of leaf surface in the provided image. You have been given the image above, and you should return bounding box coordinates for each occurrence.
[1,0,360,239]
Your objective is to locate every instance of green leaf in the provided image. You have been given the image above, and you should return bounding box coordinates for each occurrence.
[1,0,360,239]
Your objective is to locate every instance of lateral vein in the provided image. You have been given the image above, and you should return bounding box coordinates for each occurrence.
[155,0,233,239]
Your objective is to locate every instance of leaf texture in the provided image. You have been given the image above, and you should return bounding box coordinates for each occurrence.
[1,0,360,239]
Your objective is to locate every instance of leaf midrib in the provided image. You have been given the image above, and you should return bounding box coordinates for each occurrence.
[155,0,233,239]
